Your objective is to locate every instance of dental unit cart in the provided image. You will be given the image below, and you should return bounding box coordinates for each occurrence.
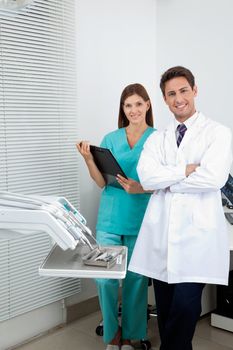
[0,192,127,279]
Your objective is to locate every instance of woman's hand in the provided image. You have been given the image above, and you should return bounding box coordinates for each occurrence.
[76,141,93,163]
[76,140,106,188]
[116,174,145,194]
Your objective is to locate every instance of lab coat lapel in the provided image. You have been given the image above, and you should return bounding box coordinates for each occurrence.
[163,122,178,165]
[177,113,206,151]
[164,113,208,165]
[164,122,177,153]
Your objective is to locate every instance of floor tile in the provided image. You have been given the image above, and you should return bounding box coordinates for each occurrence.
[196,316,233,349]
[193,335,233,350]
[15,327,104,350]
[15,314,233,350]
[67,310,103,337]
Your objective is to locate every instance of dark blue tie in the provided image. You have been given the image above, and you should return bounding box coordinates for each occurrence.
[177,124,187,147]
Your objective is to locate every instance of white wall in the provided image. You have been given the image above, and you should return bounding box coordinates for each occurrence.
[75,0,233,307]
[0,2,156,348]
[155,0,233,132]
[75,0,233,315]
[155,0,233,313]
[0,2,157,348]
[72,0,157,304]
[0,302,65,350]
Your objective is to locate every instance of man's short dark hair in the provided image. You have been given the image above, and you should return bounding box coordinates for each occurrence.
[160,66,195,96]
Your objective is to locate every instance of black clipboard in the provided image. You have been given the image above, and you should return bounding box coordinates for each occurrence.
[90,145,127,188]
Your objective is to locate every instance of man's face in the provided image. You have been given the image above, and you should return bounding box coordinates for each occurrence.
[163,76,197,122]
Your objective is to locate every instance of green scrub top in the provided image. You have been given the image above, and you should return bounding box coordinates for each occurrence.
[96,126,155,236]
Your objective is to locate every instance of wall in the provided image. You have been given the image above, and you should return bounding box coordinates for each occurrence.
[155,0,233,132]
[75,0,233,308]
[155,0,233,313]
[0,302,65,350]
[75,0,233,314]
[0,2,157,348]
[72,0,157,306]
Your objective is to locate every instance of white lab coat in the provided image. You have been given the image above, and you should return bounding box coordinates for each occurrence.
[129,113,232,285]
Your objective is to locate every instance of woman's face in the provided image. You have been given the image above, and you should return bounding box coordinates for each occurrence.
[123,94,150,126]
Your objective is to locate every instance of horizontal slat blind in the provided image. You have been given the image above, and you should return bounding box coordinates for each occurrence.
[0,240,10,321]
[0,0,81,322]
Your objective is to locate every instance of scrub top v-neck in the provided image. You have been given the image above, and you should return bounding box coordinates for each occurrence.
[96,127,155,236]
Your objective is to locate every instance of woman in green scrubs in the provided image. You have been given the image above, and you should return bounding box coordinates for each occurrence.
[77,83,155,350]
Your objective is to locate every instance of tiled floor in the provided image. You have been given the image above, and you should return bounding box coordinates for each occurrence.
[15,311,233,350]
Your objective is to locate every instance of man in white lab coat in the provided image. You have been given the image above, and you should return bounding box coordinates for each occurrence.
[129,66,232,350]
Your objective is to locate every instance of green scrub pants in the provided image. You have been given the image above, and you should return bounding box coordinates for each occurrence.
[95,230,148,343]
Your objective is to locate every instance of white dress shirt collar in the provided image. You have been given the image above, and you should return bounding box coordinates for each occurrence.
[174,111,199,131]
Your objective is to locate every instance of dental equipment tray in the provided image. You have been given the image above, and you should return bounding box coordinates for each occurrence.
[0,191,127,279]
[39,244,127,279]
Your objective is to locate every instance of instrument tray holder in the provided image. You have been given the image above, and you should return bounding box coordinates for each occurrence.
[39,244,127,279]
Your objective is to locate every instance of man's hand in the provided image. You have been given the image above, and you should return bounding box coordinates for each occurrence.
[185,164,199,177]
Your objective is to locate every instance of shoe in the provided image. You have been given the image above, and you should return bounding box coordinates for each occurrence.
[121,345,134,350]
[106,345,120,350]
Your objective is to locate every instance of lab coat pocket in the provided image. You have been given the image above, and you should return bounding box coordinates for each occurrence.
[192,195,217,230]
[144,192,162,224]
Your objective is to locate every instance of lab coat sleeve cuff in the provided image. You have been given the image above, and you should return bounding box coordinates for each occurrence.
[170,183,182,192]
[173,164,186,180]
[169,165,186,191]
[177,164,186,177]
[139,164,186,191]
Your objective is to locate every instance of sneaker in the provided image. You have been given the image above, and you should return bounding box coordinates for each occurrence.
[106,345,120,350]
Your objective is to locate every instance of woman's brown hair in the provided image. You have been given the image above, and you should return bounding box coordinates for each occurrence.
[118,83,154,128]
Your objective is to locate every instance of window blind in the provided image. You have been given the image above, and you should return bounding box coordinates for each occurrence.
[0,0,81,322]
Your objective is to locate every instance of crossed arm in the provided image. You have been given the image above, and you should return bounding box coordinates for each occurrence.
[137,127,232,193]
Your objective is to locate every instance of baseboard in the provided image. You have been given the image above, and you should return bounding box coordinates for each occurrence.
[211,312,233,332]
[66,296,100,323]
